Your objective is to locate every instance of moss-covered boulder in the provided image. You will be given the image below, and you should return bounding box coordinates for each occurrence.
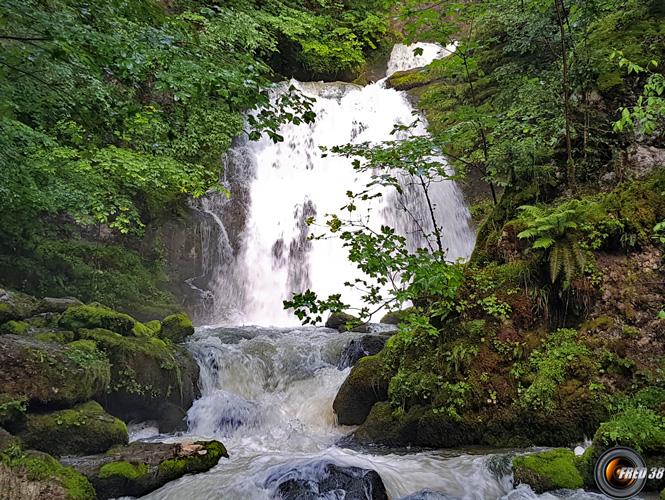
[159,313,194,343]
[0,428,19,452]
[0,288,40,323]
[65,440,227,499]
[325,312,359,332]
[512,449,583,494]
[58,304,144,337]
[79,328,199,432]
[379,308,414,325]
[0,442,95,500]
[333,354,390,425]
[0,335,110,410]
[13,401,128,456]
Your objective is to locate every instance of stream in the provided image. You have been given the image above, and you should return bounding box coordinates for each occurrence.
[135,44,613,499]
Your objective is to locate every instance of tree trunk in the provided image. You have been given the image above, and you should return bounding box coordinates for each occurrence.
[554,0,575,190]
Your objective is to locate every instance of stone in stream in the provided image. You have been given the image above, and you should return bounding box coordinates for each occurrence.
[62,440,227,499]
[333,354,390,425]
[268,462,388,500]
[398,491,456,500]
[325,312,360,332]
[338,334,391,368]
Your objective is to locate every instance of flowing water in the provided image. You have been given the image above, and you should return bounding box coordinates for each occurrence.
[139,44,613,499]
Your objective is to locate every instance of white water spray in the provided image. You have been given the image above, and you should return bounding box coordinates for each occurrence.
[194,43,475,326]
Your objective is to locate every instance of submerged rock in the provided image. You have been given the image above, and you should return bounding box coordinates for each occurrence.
[333,355,390,425]
[267,461,388,500]
[398,491,455,500]
[64,440,227,499]
[12,401,128,457]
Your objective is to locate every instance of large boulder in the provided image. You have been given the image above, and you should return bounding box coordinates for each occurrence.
[512,449,583,494]
[333,355,390,425]
[326,312,359,332]
[65,440,227,499]
[0,335,110,410]
[12,401,128,457]
[0,442,95,500]
[267,462,388,500]
[160,313,194,343]
[39,297,83,314]
[58,304,144,337]
[80,328,200,432]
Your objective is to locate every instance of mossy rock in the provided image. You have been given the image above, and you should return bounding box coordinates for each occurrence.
[79,328,199,432]
[38,297,83,314]
[66,440,227,499]
[0,288,40,323]
[325,312,360,332]
[59,303,149,337]
[512,448,583,493]
[0,335,111,410]
[159,313,194,343]
[333,354,391,425]
[0,320,30,335]
[13,401,128,457]
[379,308,414,325]
[0,442,95,500]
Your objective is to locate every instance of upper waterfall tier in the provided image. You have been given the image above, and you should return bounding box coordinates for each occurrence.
[190,43,475,326]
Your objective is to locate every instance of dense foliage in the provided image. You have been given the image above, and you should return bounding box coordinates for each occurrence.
[0,0,393,311]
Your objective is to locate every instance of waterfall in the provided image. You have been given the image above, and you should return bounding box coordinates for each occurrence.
[188,42,474,326]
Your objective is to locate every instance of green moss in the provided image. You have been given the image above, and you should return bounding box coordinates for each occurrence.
[592,406,665,454]
[98,460,149,480]
[159,313,194,343]
[0,320,29,335]
[0,443,95,499]
[16,401,128,456]
[34,330,75,343]
[59,304,138,336]
[512,448,584,493]
[145,320,162,336]
[158,441,227,480]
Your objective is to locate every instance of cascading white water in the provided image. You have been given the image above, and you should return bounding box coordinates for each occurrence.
[139,44,608,500]
[192,43,475,326]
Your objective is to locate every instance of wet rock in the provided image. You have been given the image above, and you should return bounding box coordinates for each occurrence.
[338,335,389,368]
[0,288,40,323]
[0,335,110,410]
[268,462,388,500]
[12,401,128,457]
[160,312,194,343]
[333,355,390,425]
[64,440,227,499]
[325,312,359,332]
[81,328,200,432]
